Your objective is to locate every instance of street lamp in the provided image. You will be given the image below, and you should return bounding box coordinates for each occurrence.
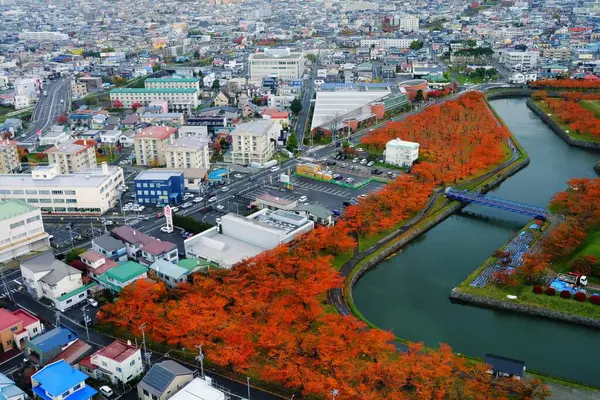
[247,377,251,400]
[195,345,205,379]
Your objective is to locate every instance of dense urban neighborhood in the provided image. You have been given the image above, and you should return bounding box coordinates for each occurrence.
[1,0,600,399]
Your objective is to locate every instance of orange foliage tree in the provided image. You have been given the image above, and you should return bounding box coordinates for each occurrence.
[99,92,546,399]
[530,79,600,91]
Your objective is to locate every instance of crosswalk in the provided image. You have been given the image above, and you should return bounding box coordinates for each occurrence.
[0,288,20,298]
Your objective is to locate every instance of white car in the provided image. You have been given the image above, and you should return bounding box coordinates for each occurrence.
[221,186,229,192]
[298,196,307,202]
[234,174,243,178]
[171,207,179,213]
[270,166,280,172]
[193,197,203,203]
[160,226,174,233]
[104,220,114,226]
[99,386,113,397]
[367,161,375,167]
[360,159,367,165]
[208,197,217,203]
[353,158,360,163]
[181,202,192,209]
[183,193,194,199]
[341,163,348,168]
[216,205,225,210]
[137,205,145,212]
[87,298,98,307]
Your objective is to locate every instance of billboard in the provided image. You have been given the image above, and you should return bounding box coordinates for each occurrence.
[100,52,117,57]
[164,205,173,230]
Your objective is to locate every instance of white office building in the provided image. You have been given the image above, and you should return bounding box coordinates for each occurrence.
[0,200,49,262]
[248,48,305,82]
[360,38,416,49]
[385,138,419,167]
[230,120,279,166]
[500,51,539,69]
[399,16,420,31]
[184,209,314,268]
[0,163,124,215]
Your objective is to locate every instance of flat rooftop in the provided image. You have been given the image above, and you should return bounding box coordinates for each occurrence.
[0,200,38,222]
[0,166,120,188]
[231,120,273,136]
[135,169,183,181]
[111,88,198,94]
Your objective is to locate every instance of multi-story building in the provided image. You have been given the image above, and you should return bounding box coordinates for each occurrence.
[134,170,185,206]
[399,16,419,31]
[134,126,178,166]
[110,88,199,113]
[111,226,179,265]
[0,139,19,173]
[230,120,278,166]
[385,138,419,167]
[164,137,210,170]
[0,200,49,262]
[81,340,143,384]
[31,360,97,400]
[71,82,88,98]
[539,48,571,61]
[0,372,27,400]
[45,139,97,174]
[500,51,539,69]
[0,308,41,352]
[145,77,200,93]
[0,163,124,215]
[360,38,416,48]
[18,31,69,41]
[248,48,305,82]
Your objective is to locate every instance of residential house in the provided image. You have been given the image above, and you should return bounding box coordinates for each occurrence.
[96,261,148,293]
[20,252,88,311]
[25,326,78,366]
[122,114,140,129]
[99,130,123,145]
[78,250,119,278]
[213,90,235,107]
[293,204,334,226]
[80,340,143,384]
[137,361,194,400]
[148,259,189,287]
[261,109,289,128]
[167,377,225,400]
[111,226,179,265]
[92,234,128,262]
[31,360,97,400]
[0,372,28,400]
[0,308,41,352]
[240,103,257,118]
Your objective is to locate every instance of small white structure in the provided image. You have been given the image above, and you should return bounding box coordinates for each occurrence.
[169,377,225,400]
[385,138,419,167]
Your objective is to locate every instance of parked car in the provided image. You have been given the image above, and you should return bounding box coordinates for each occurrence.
[353,157,360,163]
[341,163,348,168]
[183,193,194,199]
[221,186,229,192]
[160,226,174,233]
[270,166,280,172]
[367,161,375,167]
[234,173,243,178]
[216,204,225,210]
[171,207,179,213]
[99,386,113,397]
[216,217,222,224]
[208,197,217,203]
[104,220,114,226]
[87,298,98,307]
[181,202,192,209]
[193,197,203,203]
[298,195,308,202]
[360,159,367,165]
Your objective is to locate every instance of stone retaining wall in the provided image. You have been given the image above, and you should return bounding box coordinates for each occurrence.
[526,99,600,150]
[450,289,600,329]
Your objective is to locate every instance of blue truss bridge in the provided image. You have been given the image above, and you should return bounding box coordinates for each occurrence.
[445,187,550,220]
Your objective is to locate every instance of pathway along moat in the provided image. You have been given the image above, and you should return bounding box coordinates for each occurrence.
[353,98,600,385]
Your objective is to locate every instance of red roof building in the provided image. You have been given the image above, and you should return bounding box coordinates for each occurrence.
[80,340,143,384]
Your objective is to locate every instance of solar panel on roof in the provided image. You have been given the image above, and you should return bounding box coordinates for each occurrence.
[144,364,175,392]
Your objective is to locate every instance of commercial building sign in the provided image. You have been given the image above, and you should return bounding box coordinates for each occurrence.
[164,205,173,230]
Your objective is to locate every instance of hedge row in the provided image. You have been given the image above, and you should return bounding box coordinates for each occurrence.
[533,285,600,304]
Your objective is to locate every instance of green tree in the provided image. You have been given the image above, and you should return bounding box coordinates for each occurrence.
[410,40,424,50]
[193,50,200,59]
[219,138,230,150]
[101,47,115,53]
[152,64,161,72]
[415,89,424,102]
[65,248,86,264]
[305,53,317,63]
[290,97,302,115]
[212,79,220,90]
[286,132,298,152]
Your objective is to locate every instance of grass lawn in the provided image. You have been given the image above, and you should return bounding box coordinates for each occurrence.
[96,153,118,163]
[534,100,600,143]
[331,251,353,270]
[580,100,600,118]
[553,230,600,284]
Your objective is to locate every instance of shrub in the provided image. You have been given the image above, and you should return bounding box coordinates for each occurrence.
[545,287,556,296]
[532,285,543,294]
[574,292,586,302]
[560,290,571,299]
[590,295,600,305]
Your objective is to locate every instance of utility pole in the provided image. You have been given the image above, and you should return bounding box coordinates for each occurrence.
[0,265,14,303]
[247,377,251,400]
[139,323,149,368]
[81,305,90,341]
[66,223,74,249]
[55,311,61,327]
[195,344,204,378]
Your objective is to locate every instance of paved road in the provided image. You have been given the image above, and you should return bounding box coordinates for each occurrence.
[20,78,71,145]
[295,66,316,145]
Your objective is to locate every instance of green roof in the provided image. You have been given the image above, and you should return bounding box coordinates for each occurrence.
[103,261,148,283]
[0,200,38,222]
[96,274,122,292]
[178,258,214,272]
[110,88,198,94]
[56,282,97,302]
[146,78,200,83]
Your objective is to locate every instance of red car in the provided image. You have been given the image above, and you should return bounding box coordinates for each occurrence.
[156,212,164,218]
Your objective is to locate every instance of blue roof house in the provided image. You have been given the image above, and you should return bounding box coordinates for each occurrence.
[31,360,96,400]
[0,372,27,400]
[24,326,78,367]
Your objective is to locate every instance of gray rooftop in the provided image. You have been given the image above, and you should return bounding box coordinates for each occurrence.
[231,120,273,137]
[135,169,184,181]
[0,166,120,188]
[93,234,126,252]
[294,204,333,220]
[165,137,209,151]
[138,361,193,397]
[21,251,81,285]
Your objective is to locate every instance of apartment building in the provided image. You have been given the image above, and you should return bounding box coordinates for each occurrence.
[145,77,200,93]
[360,38,416,48]
[71,81,88,98]
[500,51,539,69]
[0,309,41,352]
[399,16,419,31]
[540,48,571,61]
[45,139,97,174]
[164,137,210,169]
[248,48,305,82]
[134,126,178,166]
[0,139,19,173]
[18,31,69,41]
[0,200,49,262]
[110,88,199,113]
[230,120,278,166]
[385,138,419,167]
[81,340,143,384]
[0,163,124,215]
